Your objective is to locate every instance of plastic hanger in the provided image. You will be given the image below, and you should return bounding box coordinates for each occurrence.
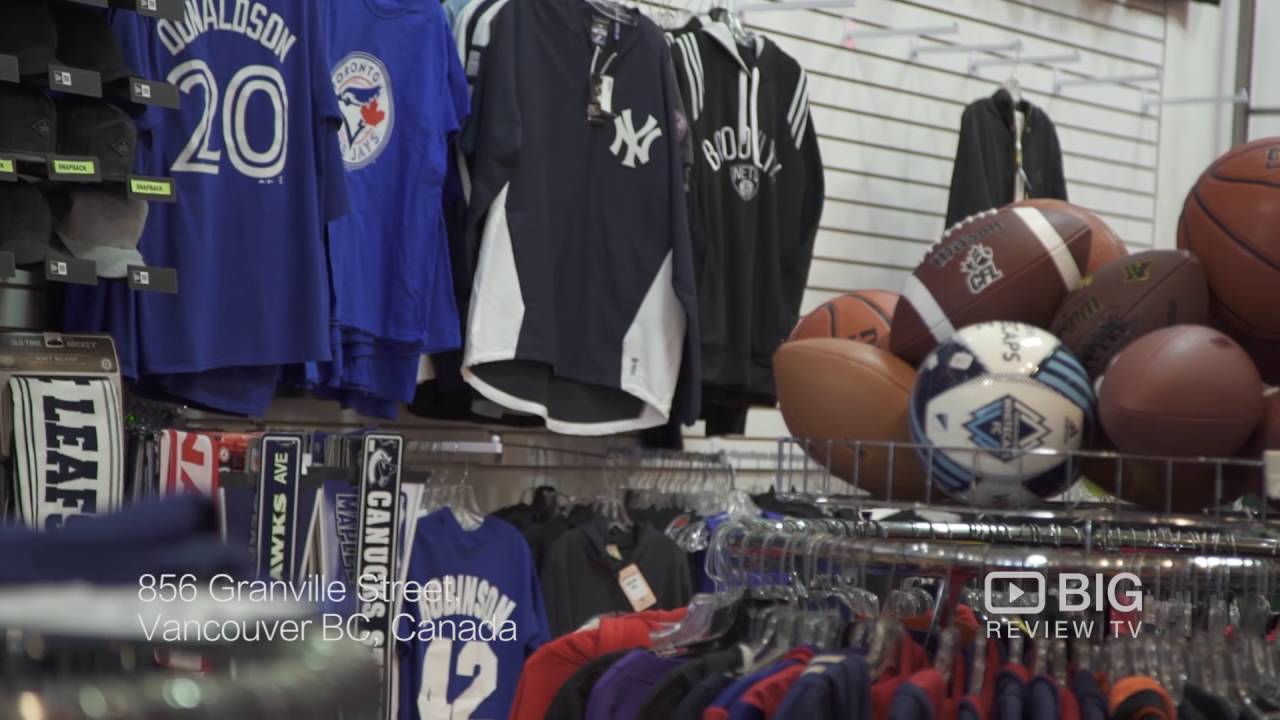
[707,6,754,48]
[584,0,636,24]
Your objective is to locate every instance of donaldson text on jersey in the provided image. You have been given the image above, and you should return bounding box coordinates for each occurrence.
[158,0,298,62]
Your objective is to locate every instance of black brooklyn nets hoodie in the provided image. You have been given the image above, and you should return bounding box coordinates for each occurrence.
[668,15,824,433]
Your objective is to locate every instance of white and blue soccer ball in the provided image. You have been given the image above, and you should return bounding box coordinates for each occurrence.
[909,321,1095,506]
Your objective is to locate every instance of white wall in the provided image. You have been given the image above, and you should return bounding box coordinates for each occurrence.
[1152,0,1241,245]
[229,0,1245,506]
[1248,0,1280,138]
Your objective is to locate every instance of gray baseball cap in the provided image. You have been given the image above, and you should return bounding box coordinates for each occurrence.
[56,188,147,278]
[0,183,53,265]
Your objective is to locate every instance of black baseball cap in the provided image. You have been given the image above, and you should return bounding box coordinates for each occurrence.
[51,3,135,83]
[0,0,59,77]
[57,100,137,181]
[0,183,53,266]
[0,86,57,162]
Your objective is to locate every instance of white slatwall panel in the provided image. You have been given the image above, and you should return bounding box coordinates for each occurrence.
[673,0,1167,461]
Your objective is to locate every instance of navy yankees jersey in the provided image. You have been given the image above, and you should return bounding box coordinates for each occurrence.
[668,16,823,411]
[461,0,700,434]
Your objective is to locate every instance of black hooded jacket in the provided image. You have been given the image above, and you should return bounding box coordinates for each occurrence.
[945,88,1067,228]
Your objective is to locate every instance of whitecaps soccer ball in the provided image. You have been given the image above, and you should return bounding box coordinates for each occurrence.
[908,321,1095,506]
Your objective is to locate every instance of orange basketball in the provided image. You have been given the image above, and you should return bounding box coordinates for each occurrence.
[1016,198,1127,273]
[790,290,898,349]
[1179,137,1280,338]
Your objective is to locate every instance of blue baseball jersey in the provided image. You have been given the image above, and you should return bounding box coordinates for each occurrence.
[65,3,348,416]
[397,510,549,720]
[325,0,469,351]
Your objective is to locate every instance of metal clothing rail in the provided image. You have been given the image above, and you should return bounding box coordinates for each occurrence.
[755,515,1280,557]
[772,436,1274,522]
[713,519,1280,582]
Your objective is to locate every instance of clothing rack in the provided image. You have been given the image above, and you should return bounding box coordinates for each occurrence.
[843,21,958,41]
[405,436,504,456]
[710,518,1280,584]
[732,515,1280,558]
[910,38,1023,61]
[970,50,1081,73]
[1053,70,1162,93]
[1142,88,1250,114]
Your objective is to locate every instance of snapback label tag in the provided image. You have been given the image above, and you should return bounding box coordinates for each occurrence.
[0,157,16,181]
[127,265,178,294]
[0,55,18,83]
[129,78,180,109]
[45,253,97,286]
[127,175,176,202]
[135,0,185,21]
[49,156,102,182]
[48,65,103,99]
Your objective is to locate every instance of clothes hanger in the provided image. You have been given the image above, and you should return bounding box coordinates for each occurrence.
[584,0,637,24]
[649,521,750,653]
[707,4,753,48]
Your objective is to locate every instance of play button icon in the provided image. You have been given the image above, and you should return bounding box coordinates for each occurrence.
[983,571,1046,614]
[1008,583,1027,604]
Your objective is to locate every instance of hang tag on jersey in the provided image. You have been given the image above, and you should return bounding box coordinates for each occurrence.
[618,564,656,611]
[590,17,610,47]
[587,73,615,125]
[597,75,614,114]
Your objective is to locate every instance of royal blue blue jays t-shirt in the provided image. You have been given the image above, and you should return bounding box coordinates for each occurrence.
[65,3,349,415]
[307,0,469,416]
[396,510,550,720]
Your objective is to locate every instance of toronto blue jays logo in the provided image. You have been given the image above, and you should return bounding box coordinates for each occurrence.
[332,52,394,170]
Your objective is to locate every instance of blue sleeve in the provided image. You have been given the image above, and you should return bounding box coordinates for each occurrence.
[310,0,350,223]
[397,574,421,720]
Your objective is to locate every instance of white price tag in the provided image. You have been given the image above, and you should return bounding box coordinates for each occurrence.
[598,75,614,114]
[618,564,656,612]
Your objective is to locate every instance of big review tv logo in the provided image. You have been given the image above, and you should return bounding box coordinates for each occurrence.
[983,571,1145,638]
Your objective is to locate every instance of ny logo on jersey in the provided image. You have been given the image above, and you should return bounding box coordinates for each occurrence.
[610,110,663,168]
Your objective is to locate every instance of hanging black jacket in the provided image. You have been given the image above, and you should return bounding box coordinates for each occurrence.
[945,88,1067,228]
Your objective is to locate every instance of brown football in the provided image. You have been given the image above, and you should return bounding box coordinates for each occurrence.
[1050,250,1209,377]
[892,204,1092,365]
[1016,198,1127,273]
[1098,325,1264,458]
[774,338,928,500]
